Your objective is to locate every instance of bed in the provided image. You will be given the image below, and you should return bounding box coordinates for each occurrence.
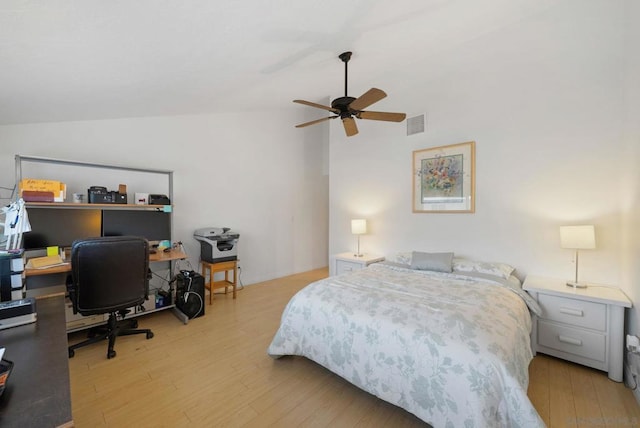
[268,254,545,427]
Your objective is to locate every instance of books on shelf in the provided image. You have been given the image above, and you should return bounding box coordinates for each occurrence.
[21,190,55,202]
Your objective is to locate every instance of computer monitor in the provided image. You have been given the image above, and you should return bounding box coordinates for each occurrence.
[23,208,102,249]
[101,210,171,244]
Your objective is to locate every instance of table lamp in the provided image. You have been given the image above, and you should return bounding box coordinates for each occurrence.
[560,225,596,288]
[351,219,367,257]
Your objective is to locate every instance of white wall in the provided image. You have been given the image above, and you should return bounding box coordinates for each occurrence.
[621,0,640,334]
[0,109,329,285]
[329,1,640,330]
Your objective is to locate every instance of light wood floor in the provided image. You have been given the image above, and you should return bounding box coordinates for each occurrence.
[68,268,640,427]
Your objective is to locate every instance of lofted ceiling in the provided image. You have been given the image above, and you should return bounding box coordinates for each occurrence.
[0,0,561,125]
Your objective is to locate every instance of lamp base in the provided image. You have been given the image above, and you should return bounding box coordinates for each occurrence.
[353,253,364,258]
[566,281,588,289]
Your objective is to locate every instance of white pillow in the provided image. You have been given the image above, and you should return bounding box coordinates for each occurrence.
[410,251,454,273]
[452,257,515,280]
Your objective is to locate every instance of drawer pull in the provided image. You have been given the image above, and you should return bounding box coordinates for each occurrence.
[558,335,583,346]
[559,307,583,317]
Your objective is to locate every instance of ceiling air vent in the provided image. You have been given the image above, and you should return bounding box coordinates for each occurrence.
[406,114,425,136]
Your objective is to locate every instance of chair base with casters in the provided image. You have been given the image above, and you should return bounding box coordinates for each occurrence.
[68,309,154,359]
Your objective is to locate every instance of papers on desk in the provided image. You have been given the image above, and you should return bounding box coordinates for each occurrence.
[26,254,67,269]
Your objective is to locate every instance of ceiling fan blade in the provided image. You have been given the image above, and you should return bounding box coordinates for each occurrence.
[295,116,337,128]
[293,99,339,113]
[349,88,387,111]
[342,117,358,136]
[357,111,407,122]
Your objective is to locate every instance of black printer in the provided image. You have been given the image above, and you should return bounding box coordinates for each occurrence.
[193,228,240,263]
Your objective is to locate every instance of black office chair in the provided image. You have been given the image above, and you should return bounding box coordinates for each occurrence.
[67,236,154,359]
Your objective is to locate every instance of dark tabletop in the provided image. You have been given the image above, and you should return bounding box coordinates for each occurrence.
[0,295,72,427]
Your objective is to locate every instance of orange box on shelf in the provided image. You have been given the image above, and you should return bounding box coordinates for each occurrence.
[19,179,66,202]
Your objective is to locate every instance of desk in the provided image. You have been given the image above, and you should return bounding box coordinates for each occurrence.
[0,295,73,427]
[24,248,188,277]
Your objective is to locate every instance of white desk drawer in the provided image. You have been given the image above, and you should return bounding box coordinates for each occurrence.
[10,272,22,287]
[538,293,606,331]
[336,260,362,275]
[538,320,606,362]
[10,257,24,272]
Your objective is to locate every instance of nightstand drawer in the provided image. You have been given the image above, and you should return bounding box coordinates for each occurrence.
[331,253,384,276]
[538,293,606,331]
[336,260,362,275]
[538,320,606,362]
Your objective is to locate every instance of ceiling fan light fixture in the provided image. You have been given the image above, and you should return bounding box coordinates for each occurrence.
[293,51,406,137]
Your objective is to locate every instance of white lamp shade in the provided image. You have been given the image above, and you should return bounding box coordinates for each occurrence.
[351,219,367,235]
[560,225,596,250]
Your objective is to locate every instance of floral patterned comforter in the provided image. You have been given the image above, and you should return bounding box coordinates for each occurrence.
[268,263,545,427]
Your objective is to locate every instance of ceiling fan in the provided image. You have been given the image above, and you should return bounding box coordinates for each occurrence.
[293,51,406,137]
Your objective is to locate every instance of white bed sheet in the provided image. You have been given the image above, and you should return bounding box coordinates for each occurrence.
[268,262,545,427]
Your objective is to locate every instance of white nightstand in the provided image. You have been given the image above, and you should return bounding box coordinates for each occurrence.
[331,252,385,276]
[523,275,632,382]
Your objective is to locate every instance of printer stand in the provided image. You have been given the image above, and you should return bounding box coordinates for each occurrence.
[201,260,237,304]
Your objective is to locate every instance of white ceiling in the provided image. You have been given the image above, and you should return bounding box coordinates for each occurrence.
[0,0,561,125]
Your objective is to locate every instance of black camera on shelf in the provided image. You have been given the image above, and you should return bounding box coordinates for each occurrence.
[87,186,127,204]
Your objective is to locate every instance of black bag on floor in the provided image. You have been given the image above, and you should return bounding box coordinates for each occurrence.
[175,270,205,319]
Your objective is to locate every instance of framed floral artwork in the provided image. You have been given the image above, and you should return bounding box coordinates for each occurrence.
[412,141,475,213]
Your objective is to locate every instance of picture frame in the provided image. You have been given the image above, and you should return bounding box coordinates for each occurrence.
[412,141,475,213]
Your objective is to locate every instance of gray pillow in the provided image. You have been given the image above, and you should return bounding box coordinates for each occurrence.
[410,251,454,273]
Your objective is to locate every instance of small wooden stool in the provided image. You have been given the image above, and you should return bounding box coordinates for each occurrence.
[201,260,237,304]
